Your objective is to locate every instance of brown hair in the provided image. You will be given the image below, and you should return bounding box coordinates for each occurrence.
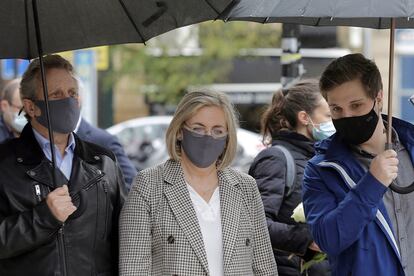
[261,79,322,145]
[20,54,74,101]
[320,53,383,99]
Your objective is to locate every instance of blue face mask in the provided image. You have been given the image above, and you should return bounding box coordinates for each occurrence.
[311,120,336,141]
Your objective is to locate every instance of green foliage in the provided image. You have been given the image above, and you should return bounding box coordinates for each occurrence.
[110,21,281,104]
[301,253,327,273]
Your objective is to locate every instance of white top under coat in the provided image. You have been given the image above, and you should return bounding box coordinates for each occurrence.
[187,183,224,276]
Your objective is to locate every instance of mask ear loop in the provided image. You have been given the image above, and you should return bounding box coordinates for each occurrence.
[307,115,318,129]
[19,98,37,116]
[18,107,24,116]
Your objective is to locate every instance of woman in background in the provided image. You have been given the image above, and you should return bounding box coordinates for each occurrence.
[249,80,333,276]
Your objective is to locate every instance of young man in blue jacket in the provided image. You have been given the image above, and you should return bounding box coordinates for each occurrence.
[302,53,414,276]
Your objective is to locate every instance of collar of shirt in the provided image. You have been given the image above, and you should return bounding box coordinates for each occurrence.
[32,127,76,163]
[74,115,82,133]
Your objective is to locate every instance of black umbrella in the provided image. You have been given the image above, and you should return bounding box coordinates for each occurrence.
[223,0,414,194]
[0,0,237,218]
[1,0,236,59]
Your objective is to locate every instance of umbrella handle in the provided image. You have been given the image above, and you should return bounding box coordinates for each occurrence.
[386,143,414,194]
[68,190,88,220]
[389,182,414,194]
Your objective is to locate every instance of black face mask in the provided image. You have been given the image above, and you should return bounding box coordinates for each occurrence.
[332,102,379,145]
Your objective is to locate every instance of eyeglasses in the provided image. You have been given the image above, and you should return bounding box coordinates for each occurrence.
[183,124,228,139]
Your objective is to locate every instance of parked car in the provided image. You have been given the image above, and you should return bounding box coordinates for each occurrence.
[107,116,264,173]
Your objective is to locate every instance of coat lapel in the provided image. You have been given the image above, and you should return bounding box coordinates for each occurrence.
[68,156,104,203]
[163,160,210,274]
[218,170,242,271]
[26,160,68,189]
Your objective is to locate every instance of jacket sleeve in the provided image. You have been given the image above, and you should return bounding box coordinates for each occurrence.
[119,173,152,275]
[249,177,279,276]
[302,162,387,256]
[249,152,313,255]
[0,199,62,259]
[112,164,127,270]
[106,135,137,191]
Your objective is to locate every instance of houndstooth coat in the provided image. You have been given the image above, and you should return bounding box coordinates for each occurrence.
[119,159,278,276]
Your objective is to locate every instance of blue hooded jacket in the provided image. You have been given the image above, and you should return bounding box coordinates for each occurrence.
[302,117,414,276]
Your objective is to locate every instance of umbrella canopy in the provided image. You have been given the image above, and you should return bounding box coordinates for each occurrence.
[0,0,236,59]
[0,0,237,218]
[224,0,414,194]
[223,0,414,28]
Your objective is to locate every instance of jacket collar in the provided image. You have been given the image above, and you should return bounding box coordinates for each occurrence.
[162,159,242,274]
[16,124,104,194]
[15,123,46,165]
[16,123,107,166]
[273,130,315,157]
[315,115,414,163]
[75,118,92,137]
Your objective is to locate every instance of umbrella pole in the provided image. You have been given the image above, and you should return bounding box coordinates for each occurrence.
[386,18,414,194]
[386,18,395,149]
[32,0,58,187]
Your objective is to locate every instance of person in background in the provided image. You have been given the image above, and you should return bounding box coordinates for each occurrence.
[120,90,277,276]
[303,53,413,276]
[0,78,26,143]
[249,80,332,276]
[74,77,137,190]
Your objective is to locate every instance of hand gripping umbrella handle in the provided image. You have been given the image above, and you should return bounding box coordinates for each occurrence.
[385,143,414,194]
[68,189,88,220]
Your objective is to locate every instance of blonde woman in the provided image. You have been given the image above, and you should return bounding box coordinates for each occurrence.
[119,91,277,276]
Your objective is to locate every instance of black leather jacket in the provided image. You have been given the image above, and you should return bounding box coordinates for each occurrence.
[0,124,126,276]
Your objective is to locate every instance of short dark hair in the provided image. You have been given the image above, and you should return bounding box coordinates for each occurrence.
[320,53,383,100]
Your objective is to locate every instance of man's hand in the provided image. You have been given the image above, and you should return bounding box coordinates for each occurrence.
[369,149,399,187]
[46,185,77,222]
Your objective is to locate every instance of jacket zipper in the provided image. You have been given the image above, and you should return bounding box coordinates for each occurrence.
[56,172,104,275]
[58,225,67,276]
[70,174,104,202]
[85,174,104,191]
[102,181,109,239]
[34,184,41,202]
[318,161,401,259]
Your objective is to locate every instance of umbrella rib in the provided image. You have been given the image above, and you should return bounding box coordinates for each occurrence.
[204,0,220,14]
[118,0,147,44]
[24,0,32,59]
[214,0,240,21]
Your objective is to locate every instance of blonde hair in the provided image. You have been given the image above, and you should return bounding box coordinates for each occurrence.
[166,90,239,170]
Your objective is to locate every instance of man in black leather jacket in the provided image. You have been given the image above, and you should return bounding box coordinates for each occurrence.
[0,55,126,276]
